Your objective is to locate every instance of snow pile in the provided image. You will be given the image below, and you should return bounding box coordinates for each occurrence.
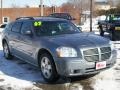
[92,68,119,90]
[92,48,120,90]
[79,18,99,32]
[0,35,43,89]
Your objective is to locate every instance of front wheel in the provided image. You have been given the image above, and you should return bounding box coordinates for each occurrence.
[3,42,13,59]
[39,53,59,82]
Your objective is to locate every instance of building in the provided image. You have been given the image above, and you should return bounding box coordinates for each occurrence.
[0,7,61,24]
[95,1,111,10]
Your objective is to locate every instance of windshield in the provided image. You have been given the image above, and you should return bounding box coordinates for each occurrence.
[34,21,81,36]
[111,15,120,21]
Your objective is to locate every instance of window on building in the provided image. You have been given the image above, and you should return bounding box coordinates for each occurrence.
[3,17,9,23]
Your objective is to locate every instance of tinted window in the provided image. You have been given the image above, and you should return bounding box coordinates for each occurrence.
[50,13,72,20]
[21,22,32,35]
[111,15,120,21]
[5,23,13,31]
[12,22,22,33]
[34,21,81,36]
[106,16,110,21]
[0,24,7,28]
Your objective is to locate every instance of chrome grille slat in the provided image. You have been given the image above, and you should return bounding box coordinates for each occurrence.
[101,51,111,54]
[84,54,99,57]
[83,47,111,62]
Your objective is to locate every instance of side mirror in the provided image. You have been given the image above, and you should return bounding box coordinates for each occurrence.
[24,30,33,36]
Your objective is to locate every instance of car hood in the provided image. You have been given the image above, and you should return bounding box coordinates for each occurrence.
[46,33,110,48]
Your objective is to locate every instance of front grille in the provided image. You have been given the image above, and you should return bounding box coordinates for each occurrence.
[83,47,111,62]
[100,47,111,53]
[101,52,111,60]
[101,47,111,60]
[84,55,99,62]
[83,48,98,55]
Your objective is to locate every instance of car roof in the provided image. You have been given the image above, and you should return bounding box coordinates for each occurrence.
[16,16,68,22]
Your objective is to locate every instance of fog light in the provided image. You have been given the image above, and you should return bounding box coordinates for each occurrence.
[74,69,81,74]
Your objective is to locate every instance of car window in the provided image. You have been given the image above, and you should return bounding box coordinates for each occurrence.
[11,22,22,33]
[21,22,32,35]
[0,24,6,28]
[50,13,72,20]
[5,23,13,31]
[111,15,120,21]
[106,16,110,21]
[34,21,81,36]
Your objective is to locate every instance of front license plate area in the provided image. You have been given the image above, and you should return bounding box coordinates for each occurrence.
[96,61,106,70]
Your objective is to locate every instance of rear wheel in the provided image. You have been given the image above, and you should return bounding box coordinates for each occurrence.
[99,28,104,36]
[39,53,59,82]
[3,42,13,59]
[99,25,104,36]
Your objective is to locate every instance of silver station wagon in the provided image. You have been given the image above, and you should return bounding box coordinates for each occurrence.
[1,17,117,82]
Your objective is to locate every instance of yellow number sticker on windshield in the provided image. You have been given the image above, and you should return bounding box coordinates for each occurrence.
[34,21,42,27]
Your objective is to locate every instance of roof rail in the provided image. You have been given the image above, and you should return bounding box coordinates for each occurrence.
[16,17,34,20]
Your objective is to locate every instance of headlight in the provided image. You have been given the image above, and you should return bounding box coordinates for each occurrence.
[109,41,115,50]
[56,47,77,57]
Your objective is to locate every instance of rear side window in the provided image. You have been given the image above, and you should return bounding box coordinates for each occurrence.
[5,23,13,31]
[21,22,32,35]
[11,22,22,33]
[0,24,6,28]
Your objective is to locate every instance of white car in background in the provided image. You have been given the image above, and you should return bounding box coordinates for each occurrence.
[0,24,7,33]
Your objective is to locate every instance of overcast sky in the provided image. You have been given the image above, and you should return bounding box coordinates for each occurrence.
[2,0,68,8]
[2,0,107,8]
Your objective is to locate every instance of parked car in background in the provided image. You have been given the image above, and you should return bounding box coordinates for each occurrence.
[2,16,116,83]
[0,24,7,33]
[49,13,75,20]
[98,14,120,41]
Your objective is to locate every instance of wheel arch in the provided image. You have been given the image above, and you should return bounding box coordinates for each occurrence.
[2,39,7,46]
[37,48,56,67]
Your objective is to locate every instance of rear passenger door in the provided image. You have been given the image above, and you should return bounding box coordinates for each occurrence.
[10,22,22,56]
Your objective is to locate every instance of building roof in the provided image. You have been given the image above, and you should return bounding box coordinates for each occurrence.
[95,1,109,5]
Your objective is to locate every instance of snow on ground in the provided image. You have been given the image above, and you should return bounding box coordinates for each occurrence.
[77,18,99,32]
[0,31,120,90]
[0,36,43,90]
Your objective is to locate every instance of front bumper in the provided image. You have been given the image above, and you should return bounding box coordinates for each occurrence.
[54,50,117,77]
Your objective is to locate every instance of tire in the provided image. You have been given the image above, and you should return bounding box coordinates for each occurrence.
[99,28,104,36]
[99,25,104,36]
[39,53,59,83]
[110,30,116,41]
[3,41,13,59]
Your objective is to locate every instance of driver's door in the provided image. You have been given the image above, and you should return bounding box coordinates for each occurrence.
[18,22,36,64]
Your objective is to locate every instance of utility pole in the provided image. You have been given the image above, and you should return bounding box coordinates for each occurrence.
[80,0,82,24]
[40,0,44,16]
[0,0,3,24]
[90,0,93,32]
